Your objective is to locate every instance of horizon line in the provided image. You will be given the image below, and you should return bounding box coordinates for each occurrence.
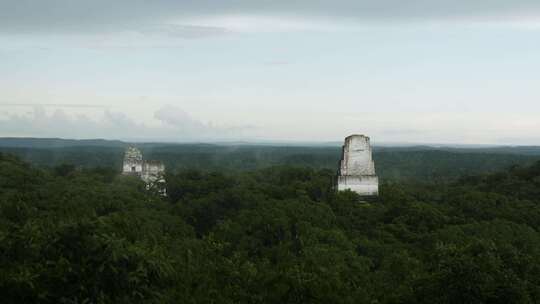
[0,136,539,148]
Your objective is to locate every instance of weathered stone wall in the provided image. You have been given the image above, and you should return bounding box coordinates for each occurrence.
[339,135,376,176]
[122,147,166,196]
[122,147,143,175]
[337,175,379,196]
[337,135,379,196]
[141,161,165,184]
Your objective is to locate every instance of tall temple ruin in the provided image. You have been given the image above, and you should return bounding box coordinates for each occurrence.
[122,146,166,195]
[336,135,379,196]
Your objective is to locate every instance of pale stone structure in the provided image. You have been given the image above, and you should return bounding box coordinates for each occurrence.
[122,146,166,195]
[336,135,379,196]
[123,146,144,175]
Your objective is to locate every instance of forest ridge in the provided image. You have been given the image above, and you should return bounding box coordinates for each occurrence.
[1,138,540,182]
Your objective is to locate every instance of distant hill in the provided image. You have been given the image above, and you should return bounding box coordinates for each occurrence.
[1,138,540,182]
[374,145,540,156]
[445,146,540,155]
[0,137,126,148]
[1,137,540,155]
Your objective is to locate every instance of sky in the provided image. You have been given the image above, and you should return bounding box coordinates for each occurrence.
[1,0,540,144]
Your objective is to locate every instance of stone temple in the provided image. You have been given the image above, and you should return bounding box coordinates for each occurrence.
[122,146,166,195]
[336,135,379,196]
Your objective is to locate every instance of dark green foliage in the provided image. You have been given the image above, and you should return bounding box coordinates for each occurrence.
[2,152,540,303]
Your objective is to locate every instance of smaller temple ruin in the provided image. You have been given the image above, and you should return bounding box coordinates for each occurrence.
[122,146,166,195]
[336,135,379,196]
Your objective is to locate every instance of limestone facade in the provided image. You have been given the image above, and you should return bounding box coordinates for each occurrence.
[122,146,166,195]
[337,135,379,196]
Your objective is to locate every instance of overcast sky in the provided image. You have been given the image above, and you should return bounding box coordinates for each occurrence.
[1,0,539,144]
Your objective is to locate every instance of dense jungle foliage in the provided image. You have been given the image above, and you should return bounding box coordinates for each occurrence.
[2,151,540,303]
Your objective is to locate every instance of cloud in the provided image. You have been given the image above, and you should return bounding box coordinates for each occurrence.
[0,105,255,141]
[139,24,229,39]
[154,105,207,131]
[264,60,292,66]
[2,1,540,36]
[0,103,108,109]
[154,105,257,137]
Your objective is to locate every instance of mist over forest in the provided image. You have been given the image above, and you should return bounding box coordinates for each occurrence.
[2,138,540,181]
